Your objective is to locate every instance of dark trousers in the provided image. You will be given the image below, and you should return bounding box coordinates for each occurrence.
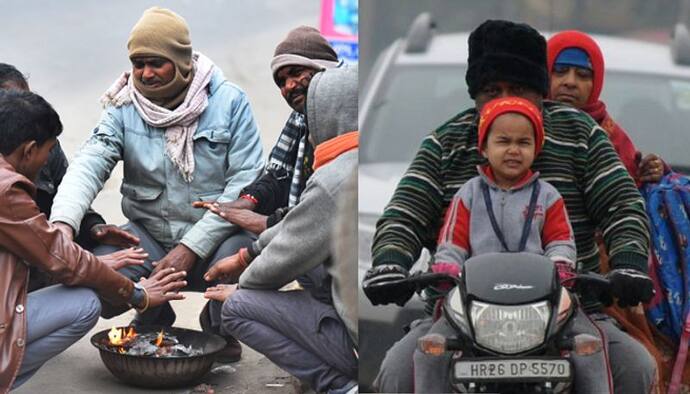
[221,288,357,392]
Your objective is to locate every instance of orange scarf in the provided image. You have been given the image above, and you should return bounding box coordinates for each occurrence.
[313,131,359,170]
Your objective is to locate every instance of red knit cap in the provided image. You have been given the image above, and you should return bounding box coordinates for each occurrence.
[478,97,545,156]
[547,30,605,105]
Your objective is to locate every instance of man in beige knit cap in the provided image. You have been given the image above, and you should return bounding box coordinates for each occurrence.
[50,7,265,362]
[126,7,195,110]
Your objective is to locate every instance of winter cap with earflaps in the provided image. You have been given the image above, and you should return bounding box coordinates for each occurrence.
[270,26,339,84]
[547,30,605,105]
[478,96,545,156]
[127,7,193,108]
[466,20,549,99]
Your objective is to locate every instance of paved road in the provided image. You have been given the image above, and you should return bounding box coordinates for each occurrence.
[4,1,319,393]
[13,293,301,394]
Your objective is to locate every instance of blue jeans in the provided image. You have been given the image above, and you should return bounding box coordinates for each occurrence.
[11,285,100,389]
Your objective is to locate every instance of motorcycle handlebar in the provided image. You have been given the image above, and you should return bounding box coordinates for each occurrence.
[572,271,613,305]
[366,270,613,302]
[573,271,610,287]
[364,272,459,293]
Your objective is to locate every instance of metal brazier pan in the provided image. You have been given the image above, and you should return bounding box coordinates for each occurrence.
[90,325,226,388]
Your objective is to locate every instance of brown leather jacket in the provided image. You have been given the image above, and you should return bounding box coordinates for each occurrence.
[0,157,133,393]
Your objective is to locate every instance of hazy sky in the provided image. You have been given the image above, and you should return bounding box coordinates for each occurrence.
[2,0,320,223]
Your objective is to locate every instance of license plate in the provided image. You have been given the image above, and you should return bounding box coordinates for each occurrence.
[454,358,571,381]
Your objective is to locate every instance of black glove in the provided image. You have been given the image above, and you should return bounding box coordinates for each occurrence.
[362,264,415,307]
[607,268,655,308]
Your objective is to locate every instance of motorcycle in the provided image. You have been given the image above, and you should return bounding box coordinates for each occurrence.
[366,252,611,393]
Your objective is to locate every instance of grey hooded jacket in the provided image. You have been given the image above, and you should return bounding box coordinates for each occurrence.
[435,167,577,267]
[239,67,358,311]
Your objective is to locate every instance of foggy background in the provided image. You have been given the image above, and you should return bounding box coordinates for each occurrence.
[360,0,683,83]
[2,0,320,224]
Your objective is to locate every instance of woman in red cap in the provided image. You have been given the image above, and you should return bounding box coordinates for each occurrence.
[549,30,673,391]
[547,30,666,185]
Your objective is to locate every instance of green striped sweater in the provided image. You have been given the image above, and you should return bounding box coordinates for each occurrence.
[372,101,649,307]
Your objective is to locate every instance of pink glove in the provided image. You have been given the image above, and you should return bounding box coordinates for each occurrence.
[554,260,576,288]
[430,262,462,291]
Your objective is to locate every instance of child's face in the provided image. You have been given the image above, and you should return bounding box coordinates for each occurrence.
[482,113,536,188]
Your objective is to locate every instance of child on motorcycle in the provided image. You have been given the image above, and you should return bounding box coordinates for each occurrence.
[431,96,576,287]
[414,96,613,393]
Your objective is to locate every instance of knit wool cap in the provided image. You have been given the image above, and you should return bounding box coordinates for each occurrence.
[271,26,339,84]
[466,20,549,99]
[478,97,545,156]
[128,7,193,108]
[128,7,192,75]
[547,30,605,105]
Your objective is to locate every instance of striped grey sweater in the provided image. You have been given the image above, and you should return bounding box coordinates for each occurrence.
[372,101,649,306]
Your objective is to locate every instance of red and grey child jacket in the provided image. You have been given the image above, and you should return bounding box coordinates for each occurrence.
[434,165,577,268]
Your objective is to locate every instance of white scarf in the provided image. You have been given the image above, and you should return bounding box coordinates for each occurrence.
[100,52,216,182]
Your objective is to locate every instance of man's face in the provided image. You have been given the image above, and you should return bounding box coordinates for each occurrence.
[482,113,536,188]
[475,81,542,112]
[275,65,318,114]
[131,56,175,88]
[20,138,56,181]
[549,65,593,108]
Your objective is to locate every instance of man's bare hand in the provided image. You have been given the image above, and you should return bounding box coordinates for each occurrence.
[203,284,238,302]
[151,244,198,277]
[193,197,255,212]
[91,224,140,248]
[194,201,267,234]
[139,268,187,308]
[204,253,246,283]
[218,208,267,234]
[98,247,149,271]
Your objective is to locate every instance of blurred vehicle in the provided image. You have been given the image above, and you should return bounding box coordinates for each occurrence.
[358,12,690,389]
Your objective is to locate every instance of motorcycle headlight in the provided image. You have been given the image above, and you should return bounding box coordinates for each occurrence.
[470,300,550,354]
[445,287,471,336]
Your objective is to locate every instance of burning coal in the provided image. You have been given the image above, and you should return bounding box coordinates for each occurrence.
[104,326,203,357]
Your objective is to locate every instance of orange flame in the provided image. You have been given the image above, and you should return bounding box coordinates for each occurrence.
[154,329,164,347]
[108,326,137,346]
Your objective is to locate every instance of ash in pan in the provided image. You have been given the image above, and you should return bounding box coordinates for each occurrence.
[106,331,204,358]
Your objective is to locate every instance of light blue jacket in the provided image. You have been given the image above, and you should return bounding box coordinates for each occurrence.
[50,69,264,259]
